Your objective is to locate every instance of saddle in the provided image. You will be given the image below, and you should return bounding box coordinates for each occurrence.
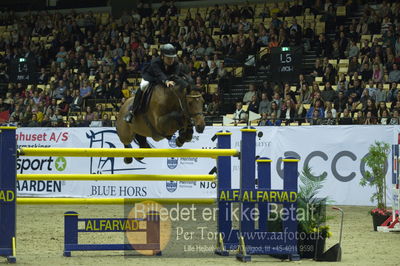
[134,75,192,115]
[136,83,155,114]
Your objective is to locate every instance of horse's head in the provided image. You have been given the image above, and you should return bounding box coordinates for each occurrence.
[186,90,205,133]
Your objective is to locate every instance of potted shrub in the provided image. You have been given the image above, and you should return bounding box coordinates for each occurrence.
[297,166,332,259]
[359,141,391,231]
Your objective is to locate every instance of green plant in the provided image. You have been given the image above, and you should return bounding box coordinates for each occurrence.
[359,141,390,210]
[297,165,332,236]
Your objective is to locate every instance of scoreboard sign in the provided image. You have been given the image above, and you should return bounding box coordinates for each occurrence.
[270,46,302,83]
[9,57,37,84]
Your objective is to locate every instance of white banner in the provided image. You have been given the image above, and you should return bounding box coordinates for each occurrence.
[15,126,398,206]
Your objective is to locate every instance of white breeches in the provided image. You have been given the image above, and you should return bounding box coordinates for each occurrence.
[140,79,149,91]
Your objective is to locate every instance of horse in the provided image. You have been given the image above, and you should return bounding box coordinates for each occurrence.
[116,77,205,164]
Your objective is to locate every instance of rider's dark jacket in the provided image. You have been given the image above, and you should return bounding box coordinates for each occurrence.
[141,57,180,84]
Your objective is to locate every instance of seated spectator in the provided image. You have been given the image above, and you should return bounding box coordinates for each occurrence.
[270,101,281,119]
[376,83,387,102]
[365,80,377,100]
[390,109,400,125]
[49,109,63,125]
[310,109,322,125]
[299,83,312,104]
[89,112,102,127]
[281,99,297,124]
[248,95,259,114]
[77,114,90,127]
[85,106,95,121]
[380,110,390,125]
[206,92,220,115]
[38,68,49,84]
[39,114,50,127]
[57,97,69,116]
[348,40,360,58]
[324,101,337,118]
[389,64,400,83]
[360,63,373,81]
[258,113,269,126]
[258,92,271,114]
[271,92,282,109]
[338,109,353,125]
[53,80,67,100]
[331,41,341,59]
[306,99,324,121]
[311,58,324,77]
[372,63,383,83]
[198,61,210,81]
[68,117,78,127]
[388,83,399,102]
[243,84,257,105]
[233,102,248,124]
[364,111,377,125]
[323,64,336,84]
[348,57,360,76]
[102,113,113,127]
[346,79,362,101]
[207,61,218,82]
[27,113,40,127]
[377,101,389,117]
[321,82,337,103]
[354,111,365,124]
[360,89,372,109]
[70,89,83,112]
[94,79,108,98]
[56,46,67,65]
[266,112,281,126]
[260,81,273,100]
[321,110,336,125]
[80,80,93,100]
[334,91,348,113]
[391,93,400,111]
[283,83,297,103]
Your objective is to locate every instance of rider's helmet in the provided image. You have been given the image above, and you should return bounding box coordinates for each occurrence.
[160,43,177,57]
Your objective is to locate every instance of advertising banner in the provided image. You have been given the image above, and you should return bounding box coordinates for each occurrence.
[16,126,397,206]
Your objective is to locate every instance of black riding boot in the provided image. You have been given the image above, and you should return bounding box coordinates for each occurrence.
[124,89,143,123]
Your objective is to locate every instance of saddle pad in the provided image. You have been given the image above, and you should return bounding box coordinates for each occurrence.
[138,83,155,114]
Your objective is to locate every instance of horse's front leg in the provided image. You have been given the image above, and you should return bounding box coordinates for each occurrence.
[180,122,194,142]
[123,144,133,164]
[158,111,191,147]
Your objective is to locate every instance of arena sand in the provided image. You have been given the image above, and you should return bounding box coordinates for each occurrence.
[11,204,400,266]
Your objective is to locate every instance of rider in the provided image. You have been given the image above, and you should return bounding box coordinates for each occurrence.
[124,43,180,123]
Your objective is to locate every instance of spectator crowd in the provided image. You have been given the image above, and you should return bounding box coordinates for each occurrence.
[0,0,399,127]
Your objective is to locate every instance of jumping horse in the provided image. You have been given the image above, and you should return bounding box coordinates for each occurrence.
[116,76,205,163]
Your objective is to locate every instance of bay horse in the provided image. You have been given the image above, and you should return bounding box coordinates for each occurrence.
[116,77,205,163]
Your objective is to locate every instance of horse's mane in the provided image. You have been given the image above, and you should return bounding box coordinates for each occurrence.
[169,75,195,94]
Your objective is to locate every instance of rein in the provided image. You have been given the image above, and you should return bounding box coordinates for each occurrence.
[169,87,203,119]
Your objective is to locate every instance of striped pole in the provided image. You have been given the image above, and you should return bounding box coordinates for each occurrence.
[17,198,216,205]
[18,148,239,159]
[17,174,216,182]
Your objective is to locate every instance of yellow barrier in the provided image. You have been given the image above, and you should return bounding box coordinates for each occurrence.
[17,198,216,205]
[17,174,216,181]
[18,148,239,159]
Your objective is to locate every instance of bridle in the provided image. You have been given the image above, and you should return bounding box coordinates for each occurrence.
[185,94,204,118]
[167,76,204,120]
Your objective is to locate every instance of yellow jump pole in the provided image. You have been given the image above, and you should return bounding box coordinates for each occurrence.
[18,148,239,159]
[17,198,216,205]
[17,174,216,181]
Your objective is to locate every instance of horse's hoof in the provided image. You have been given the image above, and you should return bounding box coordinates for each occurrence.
[124,157,133,164]
[175,138,184,147]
